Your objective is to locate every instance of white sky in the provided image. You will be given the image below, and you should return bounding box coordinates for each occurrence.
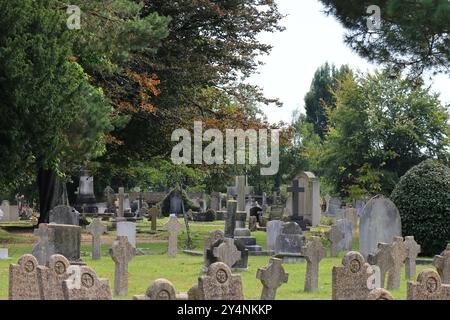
[249,0,450,124]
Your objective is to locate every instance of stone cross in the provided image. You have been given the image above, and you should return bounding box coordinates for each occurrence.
[163,214,183,257]
[198,262,244,300]
[235,176,252,212]
[387,236,408,290]
[33,223,53,265]
[110,236,136,296]
[133,279,177,300]
[213,238,241,269]
[301,236,326,292]
[434,244,450,284]
[86,218,107,260]
[287,179,305,219]
[37,254,70,300]
[224,200,237,238]
[118,187,125,218]
[256,257,288,300]
[407,269,450,300]
[326,223,345,257]
[404,236,421,280]
[368,242,393,288]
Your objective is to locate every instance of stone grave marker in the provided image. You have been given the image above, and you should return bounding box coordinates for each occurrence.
[32,224,52,265]
[163,214,184,257]
[49,205,79,226]
[117,220,136,248]
[248,216,257,232]
[336,219,353,252]
[133,278,177,300]
[62,265,112,300]
[148,207,159,231]
[0,248,9,260]
[344,207,358,228]
[9,254,41,300]
[104,186,116,213]
[301,236,326,292]
[275,222,305,263]
[256,257,288,300]
[387,236,408,290]
[213,238,241,269]
[368,242,393,288]
[326,223,345,257]
[203,230,224,270]
[332,251,377,300]
[198,262,243,300]
[86,218,107,260]
[110,236,136,296]
[404,236,421,280]
[37,254,70,300]
[266,220,283,252]
[434,244,450,284]
[407,269,450,300]
[359,195,402,258]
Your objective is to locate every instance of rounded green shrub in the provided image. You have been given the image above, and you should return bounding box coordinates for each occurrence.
[391,160,450,256]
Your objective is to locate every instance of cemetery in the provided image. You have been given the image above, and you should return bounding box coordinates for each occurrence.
[0,0,449,304]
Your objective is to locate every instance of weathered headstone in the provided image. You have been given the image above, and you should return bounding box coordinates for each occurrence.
[368,242,393,288]
[62,265,112,300]
[211,192,221,211]
[332,251,376,300]
[49,205,79,226]
[344,207,358,228]
[86,218,107,260]
[326,223,345,257]
[224,200,237,238]
[110,236,136,296]
[407,269,450,300]
[359,195,402,258]
[266,220,284,252]
[248,216,257,232]
[9,254,41,300]
[0,248,9,260]
[213,238,241,269]
[203,230,225,269]
[163,214,183,257]
[336,219,353,252]
[104,186,116,213]
[32,224,52,265]
[301,236,326,292]
[404,236,421,280]
[295,171,321,226]
[387,236,408,290]
[75,169,97,213]
[198,262,243,300]
[117,221,136,248]
[256,257,288,300]
[275,222,305,263]
[37,254,70,300]
[133,278,177,300]
[434,244,450,285]
[148,207,159,232]
[286,179,305,228]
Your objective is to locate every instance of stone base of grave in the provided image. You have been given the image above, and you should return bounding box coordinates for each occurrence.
[234,228,263,252]
[274,253,305,263]
[248,250,274,256]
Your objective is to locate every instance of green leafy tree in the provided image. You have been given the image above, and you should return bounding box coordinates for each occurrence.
[317,71,450,196]
[319,0,450,78]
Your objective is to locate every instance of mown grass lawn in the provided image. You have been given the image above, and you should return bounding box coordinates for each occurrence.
[0,218,434,300]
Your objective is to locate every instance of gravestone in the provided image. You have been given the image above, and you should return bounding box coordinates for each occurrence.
[248,216,257,232]
[295,171,321,226]
[104,186,116,213]
[404,236,421,280]
[368,242,393,288]
[0,248,9,260]
[0,200,9,221]
[163,214,184,257]
[256,257,288,300]
[387,236,408,290]
[344,207,358,228]
[326,223,345,257]
[359,195,402,258]
[86,218,107,260]
[234,206,262,253]
[266,220,284,252]
[213,238,241,269]
[301,236,326,292]
[275,222,305,263]
[326,195,342,216]
[203,230,225,270]
[336,219,353,252]
[37,254,70,300]
[133,279,177,300]
[366,288,394,300]
[224,200,237,238]
[332,251,375,300]
[50,205,79,226]
[286,179,306,229]
[198,262,244,300]
[32,224,52,265]
[434,244,450,284]
[75,169,97,213]
[211,192,221,211]
[9,254,41,300]
[407,269,450,300]
[110,236,136,296]
[62,265,112,300]
[117,221,136,248]
[148,207,159,232]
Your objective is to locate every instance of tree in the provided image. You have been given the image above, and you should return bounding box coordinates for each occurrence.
[304,63,351,139]
[316,71,449,197]
[319,0,450,78]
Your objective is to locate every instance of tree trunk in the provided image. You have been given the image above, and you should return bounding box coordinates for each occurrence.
[37,168,58,225]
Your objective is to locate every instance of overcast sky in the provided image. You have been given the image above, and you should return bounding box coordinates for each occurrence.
[249,0,450,124]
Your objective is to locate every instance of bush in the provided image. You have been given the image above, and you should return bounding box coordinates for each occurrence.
[391,160,450,256]
[205,209,216,222]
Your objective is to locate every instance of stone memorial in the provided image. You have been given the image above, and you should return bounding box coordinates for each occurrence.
[37,254,70,300]
[275,222,305,263]
[266,220,284,252]
[295,171,321,226]
[148,207,159,232]
[75,169,97,213]
[368,242,393,288]
[286,179,306,229]
[434,244,450,284]
[133,279,177,300]
[407,269,450,300]
[359,195,402,258]
[163,214,184,257]
[9,254,41,300]
[86,218,107,260]
[213,238,241,270]
[104,186,116,213]
[0,248,9,260]
[387,236,408,290]
[248,216,257,232]
[224,200,237,238]
[198,262,244,300]
[203,230,225,270]
[117,221,136,248]
[110,236,136,296]
[256,257,288,300]
[49,205,79,226]
[301,236,326,292]
[336,219,353,252]
[62,265,112,300]
[404,236,421,280]
[326,223,345,257]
